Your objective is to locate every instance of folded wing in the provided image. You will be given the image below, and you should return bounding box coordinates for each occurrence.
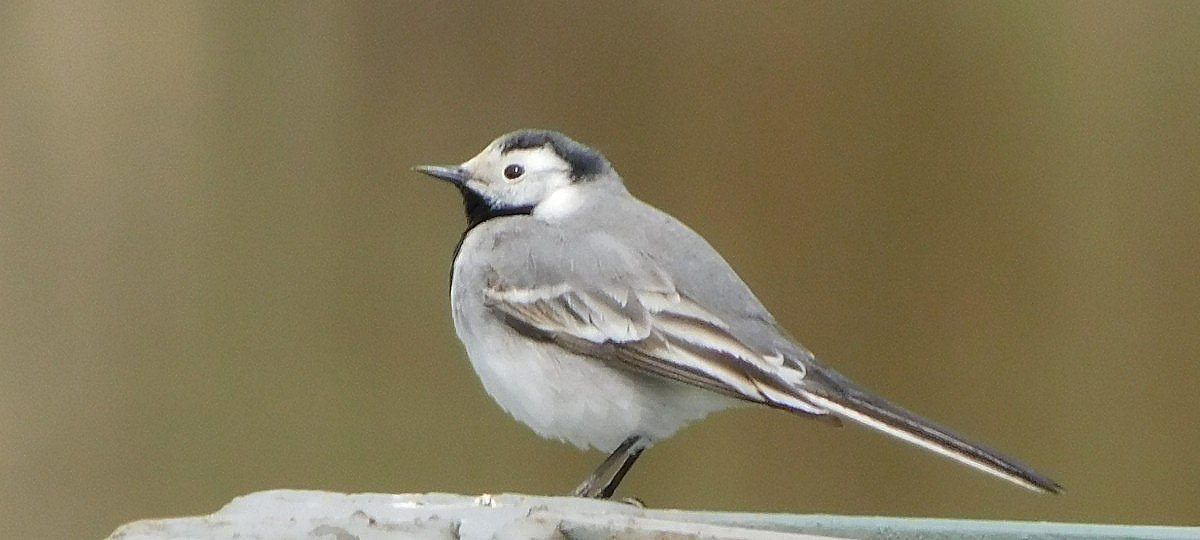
[484,274,836,421]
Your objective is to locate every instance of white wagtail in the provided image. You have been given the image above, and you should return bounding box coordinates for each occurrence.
[415,129,1061,499]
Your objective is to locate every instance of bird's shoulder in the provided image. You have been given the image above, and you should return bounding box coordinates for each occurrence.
[462,220,655,293]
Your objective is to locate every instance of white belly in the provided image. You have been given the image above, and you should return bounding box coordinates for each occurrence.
[451,291,734,452]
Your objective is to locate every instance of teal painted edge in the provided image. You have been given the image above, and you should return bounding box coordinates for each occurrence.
[644,510,1199,540]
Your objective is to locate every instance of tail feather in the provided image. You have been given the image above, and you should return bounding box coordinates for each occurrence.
[802,388,1062,494]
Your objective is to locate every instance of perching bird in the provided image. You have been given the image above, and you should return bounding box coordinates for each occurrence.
[415,129,1061,499]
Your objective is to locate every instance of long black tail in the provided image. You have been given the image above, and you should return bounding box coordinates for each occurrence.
[801,383,1062,493]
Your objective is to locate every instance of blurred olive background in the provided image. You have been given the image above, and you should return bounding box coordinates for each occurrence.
[2,2,1198,538]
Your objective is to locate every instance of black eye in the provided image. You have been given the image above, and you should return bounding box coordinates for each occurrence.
[503,163,524,179]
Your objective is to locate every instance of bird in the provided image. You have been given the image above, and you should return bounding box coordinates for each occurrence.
[414,129,1061,499]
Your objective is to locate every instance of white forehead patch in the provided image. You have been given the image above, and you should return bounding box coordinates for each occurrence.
[533,184,583,221]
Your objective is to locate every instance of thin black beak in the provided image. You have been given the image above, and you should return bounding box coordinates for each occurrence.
[413,164,469,186]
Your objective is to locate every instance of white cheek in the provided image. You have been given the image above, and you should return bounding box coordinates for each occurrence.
[534,185,583,221]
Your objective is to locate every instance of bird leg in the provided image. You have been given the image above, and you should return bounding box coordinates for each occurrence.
[573,435,646,499]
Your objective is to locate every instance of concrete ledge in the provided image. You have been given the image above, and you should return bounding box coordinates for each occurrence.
[107,490,1198,540]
